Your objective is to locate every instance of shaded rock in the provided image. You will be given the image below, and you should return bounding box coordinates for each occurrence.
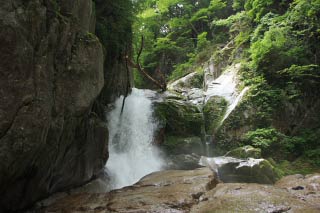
[203,96,228,132]
[154,99,204,136]
[39,168,218,212]
[167,153,202,170]
[185,88,204,105]
[168,72,203,92]
[168,72,205,105]
[225,145,262,159]
[162,136,204,155]
[200,156,280,184]
[0,1,110,211]
[190,183,320,213]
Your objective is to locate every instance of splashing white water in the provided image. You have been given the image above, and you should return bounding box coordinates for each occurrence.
[106,88,165,189]
[220,86,250,124]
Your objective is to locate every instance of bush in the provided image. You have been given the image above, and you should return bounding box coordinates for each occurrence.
[243,128,291,159]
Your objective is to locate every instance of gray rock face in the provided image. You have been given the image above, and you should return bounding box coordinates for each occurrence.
[0,1,109,211]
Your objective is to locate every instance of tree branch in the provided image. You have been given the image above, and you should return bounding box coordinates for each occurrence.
[126,36,166,91]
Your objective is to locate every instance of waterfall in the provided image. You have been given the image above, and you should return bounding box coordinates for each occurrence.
[220,86,250,125]
[105,88,165,189]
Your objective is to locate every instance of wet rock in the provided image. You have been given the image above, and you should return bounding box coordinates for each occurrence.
[0,1,108,211]
[154,99,204,136]
[275,173,320,208]
[162,136,204,155]
[225,145,262,159]
[36,168,320,213]
[39,168,218,212]
[203,96,228,132]
[190,183,320,213]
[167,153,202,170]
[168,72,203,92]
[200,156,280,184]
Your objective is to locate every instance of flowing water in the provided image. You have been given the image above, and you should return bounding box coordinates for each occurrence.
[105,88,165,189]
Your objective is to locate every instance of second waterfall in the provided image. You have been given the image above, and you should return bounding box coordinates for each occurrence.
[105,88,165,189]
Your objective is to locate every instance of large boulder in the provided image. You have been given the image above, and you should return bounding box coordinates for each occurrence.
[167,153,202,170]
[154,99,204,137]
[225,145,262,159]
[200,156,280,184]
[0,1,112,211]
[162,136,204,155]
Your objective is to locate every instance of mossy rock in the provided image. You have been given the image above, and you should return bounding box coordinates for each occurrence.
[203,96,227,133]
[225,145,262,159]
[188,72,204,88]
[154,99,204,136]
[214,94,254,150]
[162,136,203,155]
[174,72,204,89]
[218,158,281,184]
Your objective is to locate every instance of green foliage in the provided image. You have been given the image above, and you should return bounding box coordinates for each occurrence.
[169,53,195,81]
[130,0,320,169]
[304,149,320,167]
[132,0,237,86]
[244,127,320,164]
[95,0,133,68]
[245,0,291,22]
[244,76,282,126]
[203,96,228,132]
[243,128,292,159]
[196,32,209,52]
[244,128,284,149]
[277,158,320,175]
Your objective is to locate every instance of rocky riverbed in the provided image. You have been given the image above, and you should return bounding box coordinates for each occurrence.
[32,166,319,213]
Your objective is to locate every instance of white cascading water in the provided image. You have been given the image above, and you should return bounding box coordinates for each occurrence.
[105,88,165,189]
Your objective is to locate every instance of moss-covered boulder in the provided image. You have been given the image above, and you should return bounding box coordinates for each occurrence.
[203,96,228,133]
[168,72,204,91]
[218,158,281,184]
[162,136,203,155]
[201,156,280,184]
[213,91,254,150]
[154,99,204,136]
[167,153,202,170]
[225,145,262,159]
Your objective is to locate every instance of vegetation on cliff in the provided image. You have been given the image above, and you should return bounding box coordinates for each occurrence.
[132,0,320,169]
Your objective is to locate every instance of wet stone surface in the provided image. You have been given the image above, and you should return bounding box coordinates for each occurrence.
[34,168,320,213]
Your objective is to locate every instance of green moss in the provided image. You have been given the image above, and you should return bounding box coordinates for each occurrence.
[225,145,262,159]
[219,159,281,184]
[189,72,204,89]
[154,99,204,136]
[162,136,203,155]
[276,158,320,176]
[203,96,228,133]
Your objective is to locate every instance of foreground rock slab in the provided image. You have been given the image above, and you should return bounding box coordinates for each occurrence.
[38,168,218,212]
[35,170,320,213]
[190,182,320,212]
